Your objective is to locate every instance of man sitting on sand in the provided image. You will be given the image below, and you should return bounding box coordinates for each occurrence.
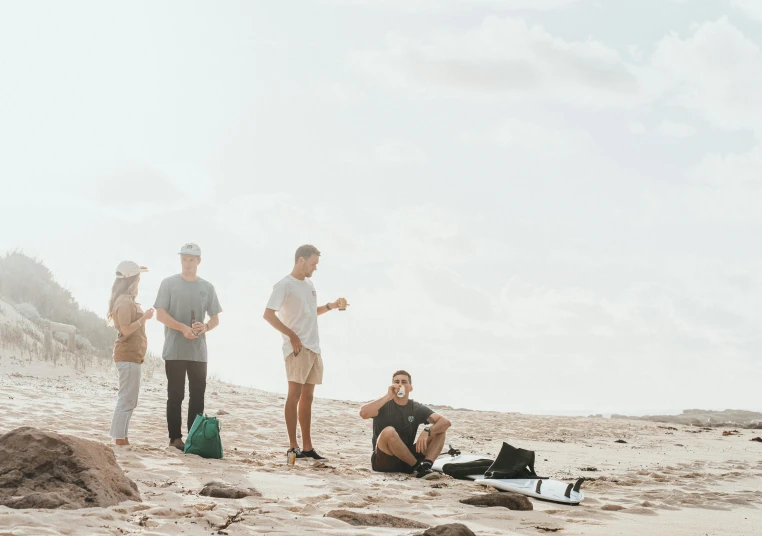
[360,370,451,478]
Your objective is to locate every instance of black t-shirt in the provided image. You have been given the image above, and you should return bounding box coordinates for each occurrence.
[372,399,434,450]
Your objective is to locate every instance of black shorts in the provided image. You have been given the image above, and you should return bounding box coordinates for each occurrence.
[371,446,425,473]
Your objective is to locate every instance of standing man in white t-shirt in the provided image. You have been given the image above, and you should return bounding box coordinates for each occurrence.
[263,244,348,462]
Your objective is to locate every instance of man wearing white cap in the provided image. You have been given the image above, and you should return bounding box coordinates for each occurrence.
[154,243,222,450]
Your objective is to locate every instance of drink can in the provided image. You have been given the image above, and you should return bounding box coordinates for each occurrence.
[338,298,347,311]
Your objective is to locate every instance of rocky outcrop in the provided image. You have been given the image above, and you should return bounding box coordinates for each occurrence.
[325,509,429,528]
[199,481,260,499]
[0,427,140,509]
[418,523,477,536]
[460,492,533,510]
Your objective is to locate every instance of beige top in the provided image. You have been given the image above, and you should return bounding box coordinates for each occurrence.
[112,295,147,364]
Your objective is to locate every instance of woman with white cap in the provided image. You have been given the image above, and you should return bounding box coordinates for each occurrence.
[107,260,154,446]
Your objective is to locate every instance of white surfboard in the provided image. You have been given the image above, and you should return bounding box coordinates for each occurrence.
[433,453,585,505]
[475,477,584,505]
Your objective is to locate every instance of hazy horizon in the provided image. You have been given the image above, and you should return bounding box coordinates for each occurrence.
[2,0,761,416]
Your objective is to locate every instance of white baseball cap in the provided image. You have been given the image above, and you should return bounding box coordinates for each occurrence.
[178,242,202,256]
[115,260,148,279]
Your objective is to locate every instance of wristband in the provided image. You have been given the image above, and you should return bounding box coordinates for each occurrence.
[205,323,209,332]
[326,303,332,310]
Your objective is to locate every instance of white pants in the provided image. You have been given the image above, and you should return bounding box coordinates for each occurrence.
[109,362,141,440]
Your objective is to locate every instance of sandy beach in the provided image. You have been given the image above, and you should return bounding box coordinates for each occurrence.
[1,348,760,536]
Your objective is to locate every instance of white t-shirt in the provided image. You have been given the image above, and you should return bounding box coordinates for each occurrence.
[266,275,320,357]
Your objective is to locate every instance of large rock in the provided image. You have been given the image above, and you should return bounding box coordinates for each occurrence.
[199,481,261,499]
[418,523,477,536]
[0,427,140,509]
[325,509,429,528]
[460,492,532,510]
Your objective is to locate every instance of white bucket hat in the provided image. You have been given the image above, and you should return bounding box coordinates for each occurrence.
[115,260,148,279]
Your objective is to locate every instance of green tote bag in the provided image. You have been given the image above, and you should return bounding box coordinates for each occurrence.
[184,414,223,459]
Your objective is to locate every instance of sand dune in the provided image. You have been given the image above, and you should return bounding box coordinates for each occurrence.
[1,351,761,535]
[612,409,762,429]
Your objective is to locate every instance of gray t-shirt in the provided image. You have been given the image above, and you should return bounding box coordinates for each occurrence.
[154,274,222,362]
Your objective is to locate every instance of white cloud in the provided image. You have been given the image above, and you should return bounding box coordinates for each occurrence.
[733,0,762,21]
[473,0,577,8]
[353,15,762,135]
[692,144,762,187]
[658,120,696,138]
[460,118,595,158]
[684,144,762,224]
[649,17,762,133]
[328,0,578,12]
[337,140,429,169]
[313,80,367,104]
[78,164,205,220]
[352,16,642,108]
[629,122,646,135]
[373,139,428,166]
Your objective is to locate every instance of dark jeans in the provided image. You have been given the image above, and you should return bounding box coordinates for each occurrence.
[165,360,207,440]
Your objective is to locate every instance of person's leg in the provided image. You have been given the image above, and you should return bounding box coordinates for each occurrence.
[165,360,187,440]
[110,362,139,444]
[376,426,418,467]
[423,429,447,464]
[285,381,303,449]
[298,383,315,451]
[121,362,141,444]
[186,361,208,433]
[299,349,324,453]
[372,449,412,472]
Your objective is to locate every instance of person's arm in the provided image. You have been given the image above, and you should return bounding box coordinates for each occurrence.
[156,308,197,339]
[263,308,302,354]
[415,412,451,453]
[156,308,185,331]
[116,304,153,338]
[206,314,219,331]
[262,309,295,338]
[195,286,222,334]
[426,413,451,435]
[195,314,219,334]
[359,385,398,419]
[318,299,349,316]
[263,282,303,352]
[153,279,192,334]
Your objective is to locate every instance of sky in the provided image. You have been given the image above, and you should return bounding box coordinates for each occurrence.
[1,0,761,416]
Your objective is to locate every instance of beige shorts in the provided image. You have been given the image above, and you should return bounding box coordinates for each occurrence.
[285,347,323,385]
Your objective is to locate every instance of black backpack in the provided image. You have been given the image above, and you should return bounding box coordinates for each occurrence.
[484,442,547,480]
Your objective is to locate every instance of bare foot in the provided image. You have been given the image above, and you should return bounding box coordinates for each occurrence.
[115,438,130,446]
